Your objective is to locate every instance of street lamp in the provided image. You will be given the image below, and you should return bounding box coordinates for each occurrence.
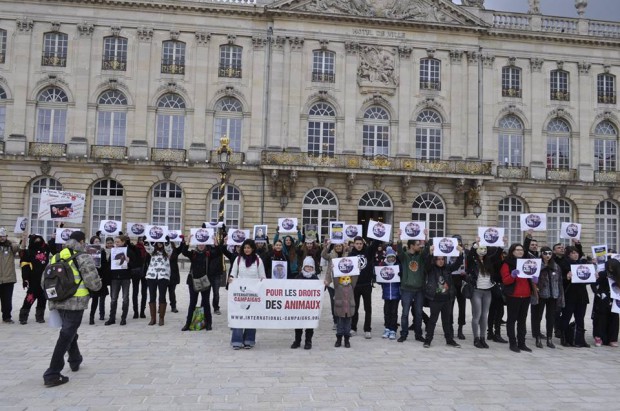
[216,135,232,229]
[464,183,483,218]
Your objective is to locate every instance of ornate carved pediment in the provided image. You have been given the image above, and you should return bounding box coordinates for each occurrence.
[270,0,486,26]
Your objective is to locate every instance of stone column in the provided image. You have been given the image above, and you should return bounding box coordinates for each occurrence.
[528,58,545,167]
[74,22,95,140]
[286,37,304,151]
[268,36,285,149]
[449,49,464,158]
[396,45,412,157]
[12,18,34,137]
[133,26,154,144]
[577,61,593,181]
[343,42,359,154]
[250,35,267,150]
[465,50,480,159]
[193,31,210,147]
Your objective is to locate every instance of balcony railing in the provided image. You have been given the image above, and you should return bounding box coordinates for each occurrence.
[29,142,66,157]
[312,71,335,83]
[91,145,127,160]
[420,81,441,91]
[595,170,619,183]
[102,58,127,71]
[497,166,528,179]
[219,65,242,78]
[492,13,531,30]
[589,22,620,38]
[546,168,577,181]
[161,59,185,75]
[261,151,493,175]
[151,148,186,162]
[210,0,256,4]
[541,17,577,34]
[208,150,245,165]
[551,90,570,101]
[41,53,67,67]
[598,93,617,104]
[502,88,522,98]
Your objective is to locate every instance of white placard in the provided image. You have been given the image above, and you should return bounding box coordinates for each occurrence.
[85,244,102,268]
[126,222,147,238]
[204,221,224,229]
[278,217,298,233]
[48,309,62,329]
[520,213,547,231]
[367,220,392,242]
[592,245,608,271]
[54,228,79,244]
[99,220,122,236]
[167,230,182,243]
[375,265,400,283]
[271,261,288,279]
[332,256,360,278]
[451,259,466,276]
[253,225,268,243]
[344,224,363,241]
[478,227,505,247]
[516,258,542,278]
[190,228,214,246]
[400,221,425,241]
[612,299,620,314]
[38,189,85,223]
[111,247,128,270]
[432,237,460,257]
[228,229,250,246]
[560,222,582,240]
[329,221,345,244]
[609,278,620,300]
[570,264,597,284]
[609,254,620,262]
[144,225,169,243]
[14,217,28,234]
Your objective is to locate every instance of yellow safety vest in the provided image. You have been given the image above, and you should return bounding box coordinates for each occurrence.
[51,248,89,297]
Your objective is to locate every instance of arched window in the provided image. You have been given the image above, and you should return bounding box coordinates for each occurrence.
[151,182,182,230]
[42,32,68,67]
[594,120,618,172]
[209,185,241,228]
[312,50,335,83]
[302,188,338,240]
[358,190,392,209]
[91,179,124,236]
[96,90,128,146]
[502,66,522,97]
[412,193,445,238]
[597,73,616,104]
[36,87,68,143]
[596,200,619,252]
[498,115,524,166]
[219,45,242,78]
[547,198,572,246]
[546,118,571,170]
[214,97,242,152]
[0,86,6,139]
[30,177,63,239]
[362,106,390,157]
[498,197,525,245]
[161,40,186,74]
[156,93,185,149]
[307,102,335,157]
[415,110,442,160]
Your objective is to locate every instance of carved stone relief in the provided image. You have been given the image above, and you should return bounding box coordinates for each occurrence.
[357,46,398,87]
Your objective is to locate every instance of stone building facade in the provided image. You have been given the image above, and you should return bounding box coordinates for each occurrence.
[0,0,619,250]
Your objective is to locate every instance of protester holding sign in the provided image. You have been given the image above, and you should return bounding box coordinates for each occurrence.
[263,240,290,280]
[144,241,173,326]
[18,234,49,325]
[501,243,534,353]
[290,257,320,350]
[105,235,137,326]
[87,236,108,325]
[376,247,400,340]
[228,239,266,349]
[274,228,303,279]
[131,237,148,319]
[530,246,564,349]
[348,236,380,339]
[591,259,620,347]
[321,240,349,330]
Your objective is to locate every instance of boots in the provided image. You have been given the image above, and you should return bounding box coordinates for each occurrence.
[159,303,167,326]
[148,303,157,326]
[181,322,190,331]
[457,325,466,340]
[480,338,489,349]
[487,329,494,340]
[106,300,117,325]
[344,336,351,348]
[35,309,45,323]
[547,337,556,349]
[19,308,29,325]
[304,330,314,350]
[171,304,179,313]
[89,313,95,325]
[291,329,302,348]
[133,310,139,319]
[120,307,128,326]
[474,337,484,349]
[335,335,342,347]
[535,336,543,349]
[493,332,508,344]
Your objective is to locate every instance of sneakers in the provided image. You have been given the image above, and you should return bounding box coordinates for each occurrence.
[214,310,221,315]
[389,331,396,340]
[44,375,69,387]
[518,344,532,352]
[397,336,407,343]
[382,328,390,339]
[364,332,372,339]
[415,335,425,343]
[594,337,603,347]
[423,341,431,348]
[446,340,461,348]
[610,341,619,347]
[350,330,357,336]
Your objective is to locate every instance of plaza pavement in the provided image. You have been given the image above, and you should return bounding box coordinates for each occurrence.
[1,263,619,411]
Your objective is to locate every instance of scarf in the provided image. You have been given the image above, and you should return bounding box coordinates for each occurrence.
[244,254,257,268]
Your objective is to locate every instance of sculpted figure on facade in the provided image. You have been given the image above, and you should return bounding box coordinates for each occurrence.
[385,0,447,22]
[358,46,398,86]
[304,0,374,17]
[528,0,541,14]
[461,0,484,8]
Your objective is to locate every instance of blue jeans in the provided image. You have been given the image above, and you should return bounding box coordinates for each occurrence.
[336,316,352,337]
[231,328,256,347]
[110,279,131,321]
[400,289,425,338]
[43,309,84,382]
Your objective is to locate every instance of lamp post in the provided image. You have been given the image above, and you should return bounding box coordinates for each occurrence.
[216,135,232,233]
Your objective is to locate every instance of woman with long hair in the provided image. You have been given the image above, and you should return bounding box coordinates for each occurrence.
[144,241,172,326]
[530,246,564,348]
[501,243,533,352]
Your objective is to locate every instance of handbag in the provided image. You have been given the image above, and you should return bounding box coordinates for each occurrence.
[189,307,205,331]
[461,282,473,299]
[191,271,211,292]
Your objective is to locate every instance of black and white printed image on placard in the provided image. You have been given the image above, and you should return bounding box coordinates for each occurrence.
[432,237,459,257]
[204,221,224,229]
[375,265,400,283]
[253,225,268,243]
[570,264,597,283]
[271,262,288,279]
[111,247,128,270]
[329,221,345,244]
[612,299,620,314]
[520,213,547,231]
[278,217,297,233]
[14,217,28,234]
[608,278,620,300]
[55,228,79,244]
[332,256,360,277]
[560,222,581,240]
[367,220,391,242]
[516,258,542,279]
[38,189,85,223]
[228,229,250,246]
[478,227,505,247]
[99,220,122,236]
[190,228,214,246]
[592,245,608,271]
[145,225,169,243]
[85,244,102,268]
[126,222,147,237]
[344,224,362,241]
[399,221,425,240]
[167,230,182,243]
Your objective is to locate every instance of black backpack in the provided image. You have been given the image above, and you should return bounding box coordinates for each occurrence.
[43,252,82,302]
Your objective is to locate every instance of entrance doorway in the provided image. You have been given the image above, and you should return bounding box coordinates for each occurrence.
[357,190,393,238]
[357,209,390,238]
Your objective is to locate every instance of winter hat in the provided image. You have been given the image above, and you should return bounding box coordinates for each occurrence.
[302,256,315,270]
[0,227,7,237]
[385,246,397,265]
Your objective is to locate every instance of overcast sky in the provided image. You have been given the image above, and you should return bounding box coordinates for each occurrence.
[454,0,620,22]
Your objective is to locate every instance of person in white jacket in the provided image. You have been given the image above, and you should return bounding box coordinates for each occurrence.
[228,239,266,349]
[144,241,172,326]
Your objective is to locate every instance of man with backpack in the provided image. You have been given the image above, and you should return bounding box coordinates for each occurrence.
[41,231,101,387]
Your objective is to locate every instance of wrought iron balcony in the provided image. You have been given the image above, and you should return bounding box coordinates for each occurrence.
[502,88,522,98]
[497,165,528,179]
[311,71,335,83]
[91,145,127,160]
[208,150,245,165]
[161,59,185,75]
[598,93,617,104]
[151,148,186,162]
[218,65,242,78]
[29,142,66,157]
[41,53,67,67]
[550,90,570,101]
[102,58,127,71]
[420,81,441,91]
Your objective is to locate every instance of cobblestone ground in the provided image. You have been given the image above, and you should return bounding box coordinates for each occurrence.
[1,264,618,410]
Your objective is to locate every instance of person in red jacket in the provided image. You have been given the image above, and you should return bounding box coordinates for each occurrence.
[501,243,534,353]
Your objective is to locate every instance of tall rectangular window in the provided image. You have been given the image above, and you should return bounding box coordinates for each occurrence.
[594,139,617,172]
[219,45,242,78]
[161,41,185,74]
[102,37,128,71]
[0,29,7,64]
[42,33,68,67]
[598,74,616,104]
[419,58,441,91]
[550,70,569,101]
[312,50,335,83]
[502,66,522,97]
[547,137,570,169]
